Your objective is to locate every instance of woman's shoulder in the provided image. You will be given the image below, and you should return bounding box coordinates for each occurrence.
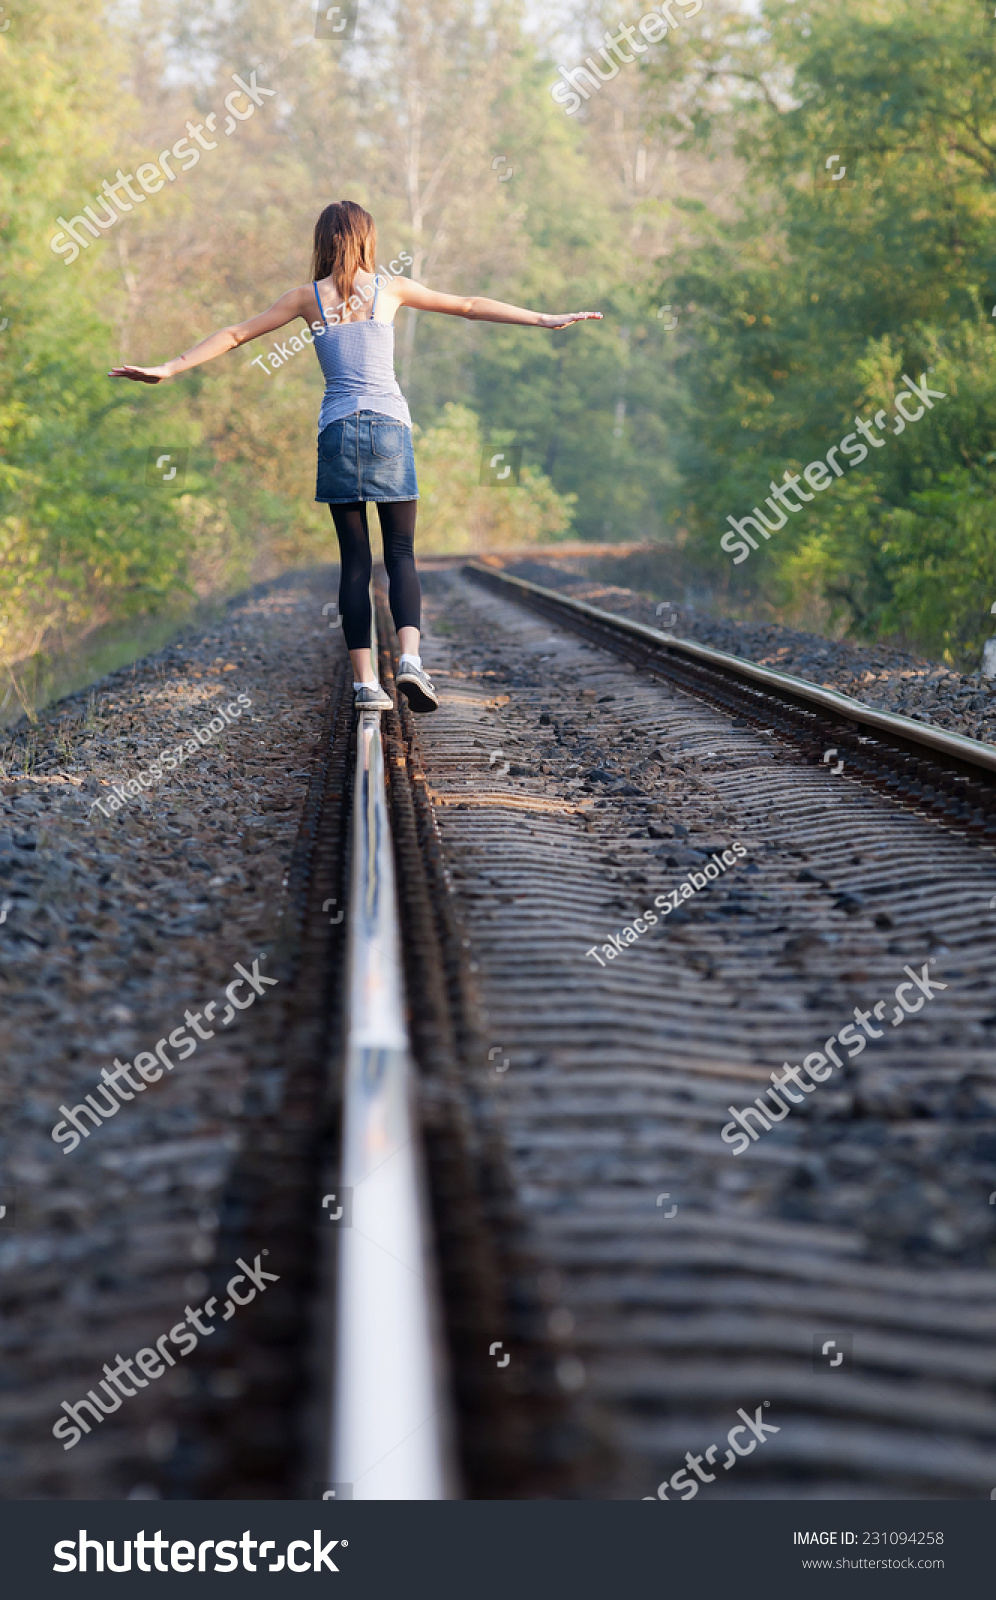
[273,281,326,323]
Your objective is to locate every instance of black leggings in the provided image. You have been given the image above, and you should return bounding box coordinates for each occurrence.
[329,500,421,651]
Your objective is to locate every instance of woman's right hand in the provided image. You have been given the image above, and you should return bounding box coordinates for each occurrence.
[108,364,172,383]
[540,311,603,330]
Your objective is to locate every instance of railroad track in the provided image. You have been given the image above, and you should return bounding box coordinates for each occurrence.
[330,560,996,1500]
[463,564,996,829]
[303,580,597,1501]
[5,563,994,1502]
[327,598,454,1499]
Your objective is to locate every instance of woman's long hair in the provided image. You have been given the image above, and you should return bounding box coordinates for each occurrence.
[311,201,378,311]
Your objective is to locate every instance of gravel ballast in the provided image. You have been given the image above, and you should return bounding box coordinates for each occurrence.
[0,571,336,1499]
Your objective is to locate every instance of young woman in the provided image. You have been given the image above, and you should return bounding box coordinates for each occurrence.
[110,200,601,712]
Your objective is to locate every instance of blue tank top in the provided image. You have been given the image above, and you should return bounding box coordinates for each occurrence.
[311,278,412,433]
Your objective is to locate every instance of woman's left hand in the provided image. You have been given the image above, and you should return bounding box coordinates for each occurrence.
[108,364,172,383]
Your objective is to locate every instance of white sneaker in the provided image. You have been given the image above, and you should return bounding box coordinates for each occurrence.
[354,682,393,711]
[396,662,439,713]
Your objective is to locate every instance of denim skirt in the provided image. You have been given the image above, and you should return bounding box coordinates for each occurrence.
[315,410,419,504]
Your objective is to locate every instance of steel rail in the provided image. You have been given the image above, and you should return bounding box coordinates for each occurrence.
[329,597,456,1500]
[465,564,996,776]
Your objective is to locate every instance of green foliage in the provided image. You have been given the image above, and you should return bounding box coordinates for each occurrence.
[8,0,994,687]
[413,402,575,552]
[1,0,626,689]
[651,0,996,662]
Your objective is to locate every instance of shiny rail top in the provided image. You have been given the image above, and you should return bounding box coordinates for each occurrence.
[465,564,996,776]
[329,633,455,1499]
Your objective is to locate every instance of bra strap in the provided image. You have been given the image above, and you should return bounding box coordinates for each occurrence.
[312,281,329,327]
[370,277,380,319]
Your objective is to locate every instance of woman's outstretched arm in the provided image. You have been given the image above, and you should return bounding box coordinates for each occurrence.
[108,286,314,383]
[392,276,601,329]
